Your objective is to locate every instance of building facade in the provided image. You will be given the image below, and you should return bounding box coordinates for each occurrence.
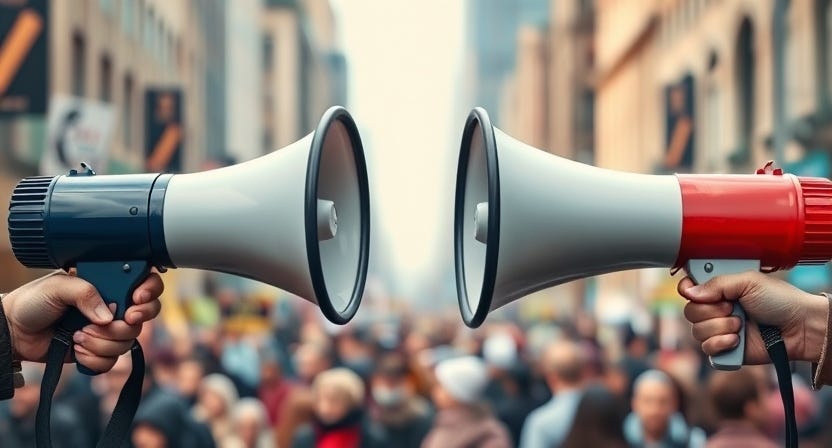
[0,0,227,290]
[594,0,832,329]
[262,0,348,152]
[225,0,263,163]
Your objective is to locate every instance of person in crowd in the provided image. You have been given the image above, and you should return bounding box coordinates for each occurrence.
[422,356,512,448]
[225,398,276,448]
[335,326,378,380]
[221,328,262,398]
[623,369,706,448]
[292,367,385,448]
[276,342,334,448]
[620,325,652,398]
[193,373,241,445]
[131,392,215,448]
[369,351,433,448]
[561,384,629,448]
[178,355,208,407]
[482,331,534,445]
[0,363,89,447]
[258,346,296,426]
[704,369,776,448]
[519,339,586,448]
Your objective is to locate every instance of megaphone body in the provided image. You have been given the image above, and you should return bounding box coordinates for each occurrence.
[9,105,370,329]
[454,107,832,370]
[10,106,369,447]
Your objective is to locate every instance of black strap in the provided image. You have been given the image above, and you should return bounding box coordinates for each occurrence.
[760,324,798,448]
[36,328,145,448]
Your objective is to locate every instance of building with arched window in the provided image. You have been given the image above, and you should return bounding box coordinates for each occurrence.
[595,0,832,319]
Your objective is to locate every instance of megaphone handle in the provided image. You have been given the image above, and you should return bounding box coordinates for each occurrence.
[58,260,151,376]
[685,259,761,371]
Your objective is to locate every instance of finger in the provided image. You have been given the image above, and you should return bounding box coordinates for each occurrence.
[133,274,164,305]
[684,301,734,323]
[43,276,113,325]
[82,320,141,342]
[691,317,742,342]
[73,345,118,374]
[677,277,695,295]
[701,333,740,356]
[680,271,761,304]
[74,332,134,358]
[125,300,162,326]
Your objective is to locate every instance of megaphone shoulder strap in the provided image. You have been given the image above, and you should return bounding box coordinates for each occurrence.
[760,325,798,448]
[36,329,145,448]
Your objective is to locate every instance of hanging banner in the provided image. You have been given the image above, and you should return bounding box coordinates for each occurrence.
[145,88,183,173]
[40,95,116,176]
[0,0,48,115]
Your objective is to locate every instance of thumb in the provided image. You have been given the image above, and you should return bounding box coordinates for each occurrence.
[680,271,759,304]
[43,275,113,325]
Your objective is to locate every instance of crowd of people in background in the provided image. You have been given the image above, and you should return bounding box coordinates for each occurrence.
[2,284,832,448]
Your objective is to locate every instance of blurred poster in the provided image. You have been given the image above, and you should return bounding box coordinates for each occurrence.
[663,74,695,171]
[145,88,183,173]
[0,0,47,115]
[40,95,116,176]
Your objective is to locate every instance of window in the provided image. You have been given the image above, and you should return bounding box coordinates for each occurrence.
[263,34,274,71]
[157,21,164,60]
[736,18,755,150]
[816,0,832,104]
[72,33,86,97]
[122,74,133,148]
[100,55,112,102]
[145,9,154,51]
[99,0,114,15]
[120,0,134,35]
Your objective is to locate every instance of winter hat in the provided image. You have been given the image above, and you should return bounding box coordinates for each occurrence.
[483,332,518,369]
[434,356,488,404]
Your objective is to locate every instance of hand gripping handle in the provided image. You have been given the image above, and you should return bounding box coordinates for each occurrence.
[58,261,150,375]
[684,259,761,371]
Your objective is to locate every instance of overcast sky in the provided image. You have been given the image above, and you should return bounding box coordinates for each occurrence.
[331,0,468,301]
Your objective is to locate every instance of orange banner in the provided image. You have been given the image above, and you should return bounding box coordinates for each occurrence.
[147,124,182,172]
[0,9,41,97]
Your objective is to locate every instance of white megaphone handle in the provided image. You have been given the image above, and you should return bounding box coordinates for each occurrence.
[685,259,761,371]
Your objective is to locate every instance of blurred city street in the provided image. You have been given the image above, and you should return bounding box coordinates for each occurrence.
[1,0,832,447]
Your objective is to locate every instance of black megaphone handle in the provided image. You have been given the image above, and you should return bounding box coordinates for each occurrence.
[58,260,151,375]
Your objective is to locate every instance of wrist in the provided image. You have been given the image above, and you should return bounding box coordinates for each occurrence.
[802,293,830,363]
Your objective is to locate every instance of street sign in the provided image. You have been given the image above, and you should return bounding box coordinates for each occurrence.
[40,95,116,176]
[145,88,183,173]
[0,0,47,115]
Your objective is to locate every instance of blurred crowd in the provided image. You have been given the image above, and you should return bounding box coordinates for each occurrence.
[3,285,832,448]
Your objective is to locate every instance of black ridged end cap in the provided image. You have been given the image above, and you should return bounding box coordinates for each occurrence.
[8,176,56,268]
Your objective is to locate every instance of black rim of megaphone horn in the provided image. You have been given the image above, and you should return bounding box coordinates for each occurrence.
[454,107,500,328]
[305,106,370,325]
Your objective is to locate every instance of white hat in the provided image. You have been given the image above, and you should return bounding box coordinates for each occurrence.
[483,333,517,369]
[435,356,488,404]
